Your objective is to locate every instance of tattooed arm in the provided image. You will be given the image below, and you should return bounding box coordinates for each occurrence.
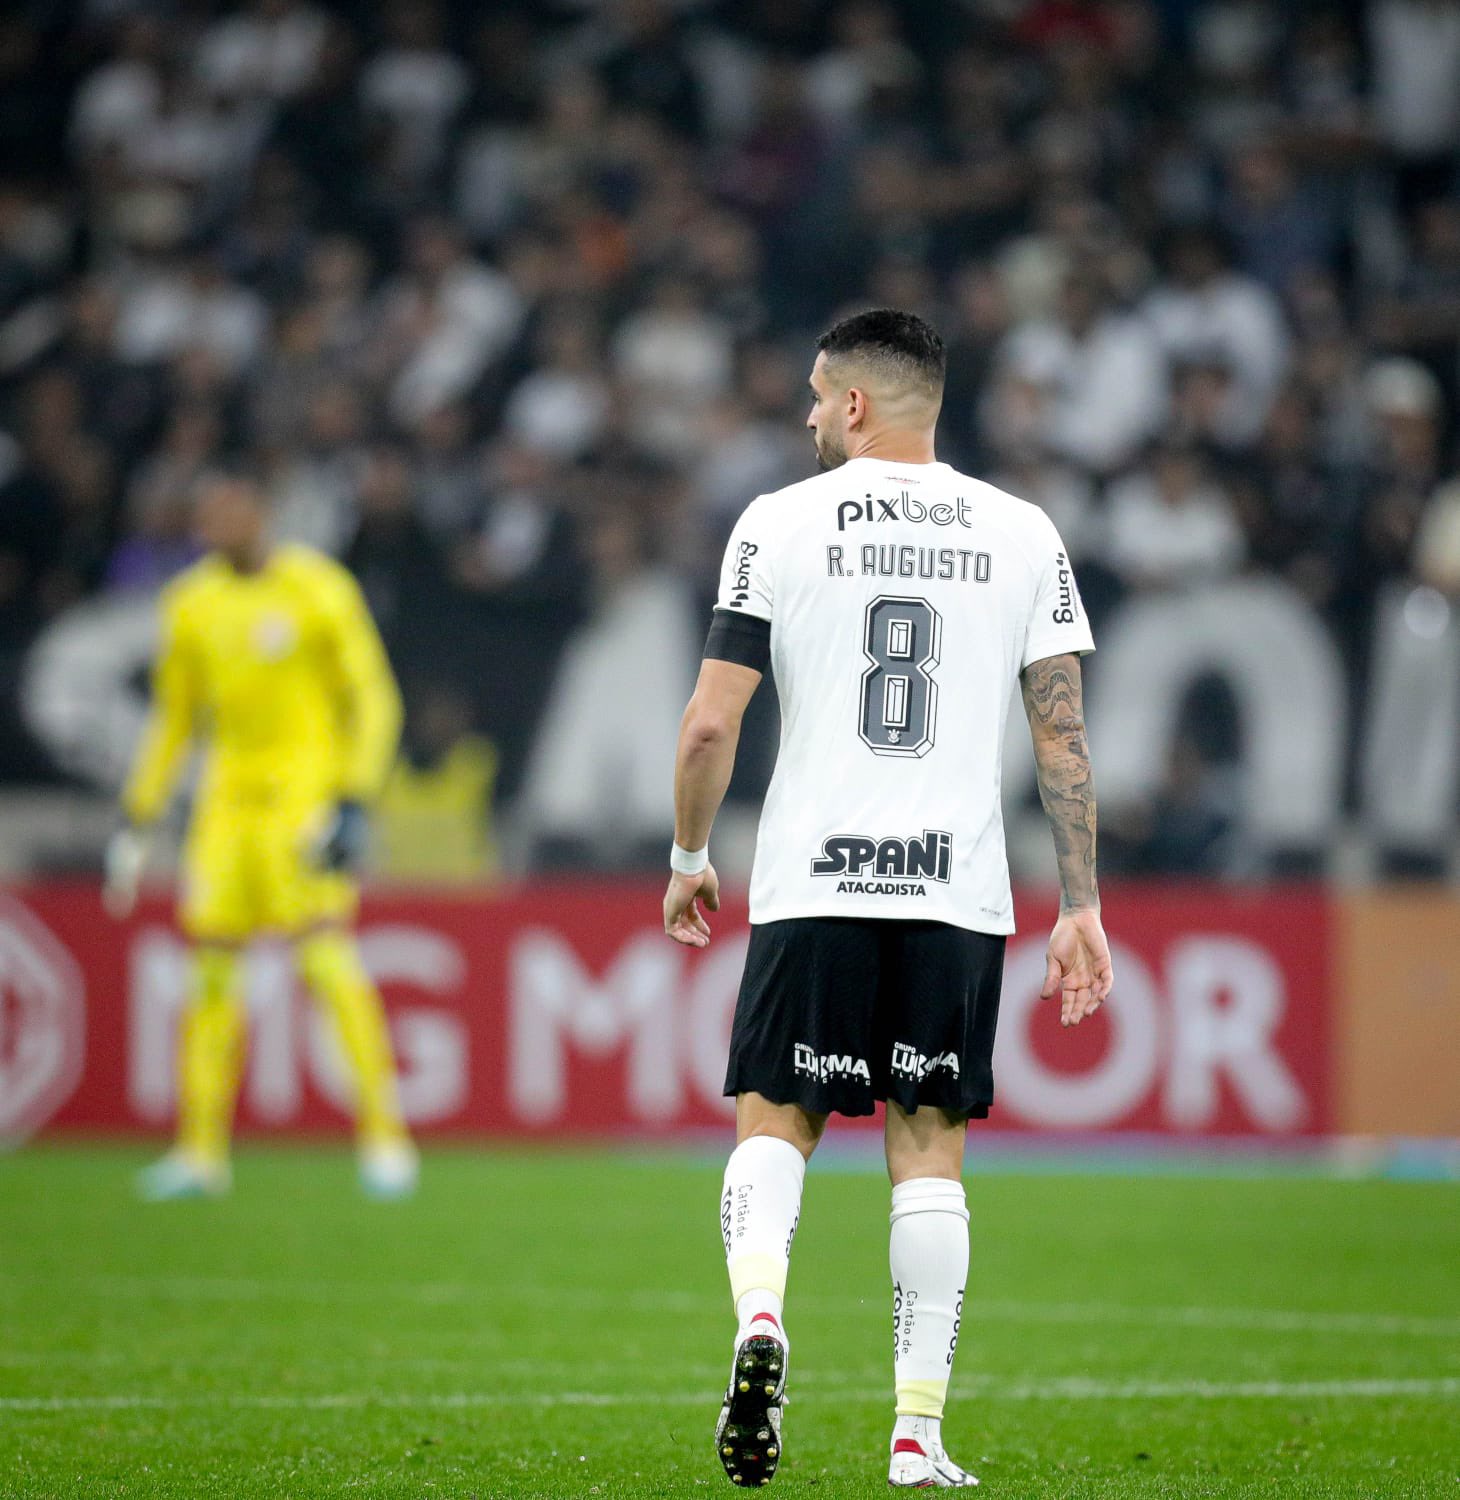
[1020,652,1112,1025]
[1020,652,1098,913]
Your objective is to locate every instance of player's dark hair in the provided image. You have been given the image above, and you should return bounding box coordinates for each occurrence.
[816,308,946,398]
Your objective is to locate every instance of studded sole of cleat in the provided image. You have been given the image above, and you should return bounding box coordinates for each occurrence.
[714,1333,784,1487]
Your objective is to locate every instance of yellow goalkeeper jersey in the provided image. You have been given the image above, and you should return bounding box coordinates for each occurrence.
[123,545,403,822]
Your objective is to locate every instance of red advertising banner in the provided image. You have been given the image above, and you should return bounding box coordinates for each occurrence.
[0,882,1331,1142]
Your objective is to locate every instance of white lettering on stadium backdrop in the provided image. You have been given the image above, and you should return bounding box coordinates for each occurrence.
[0,896,86,1140]
[121,920,1306,1134]
[507,930,744,1123]
[127,925,468,1124]
[992,936,1306,1130]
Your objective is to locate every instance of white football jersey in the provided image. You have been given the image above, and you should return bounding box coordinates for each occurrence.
[714,456,1094,935]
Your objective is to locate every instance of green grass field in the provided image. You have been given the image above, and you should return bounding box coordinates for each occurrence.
[1,1145,1457,1498]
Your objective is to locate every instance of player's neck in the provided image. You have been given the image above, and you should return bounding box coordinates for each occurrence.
[847,431,937,466]
[221,540,273,576]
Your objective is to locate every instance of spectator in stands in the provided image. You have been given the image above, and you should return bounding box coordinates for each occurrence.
[523,498,696,871]
[249,302,339,449]
[1144,225,1289,445]
[1234,382,1356,611]
[806,0,923,140]
[358,1,469,185]
[370,215,525,427]
[997,262,1168,475]
[413,399,480,543]
[268,379,368,554]
[114,247,267,375]
[598,0,705,143]
[116,403,224,586]
[37,281,155,473]
[1368,198,1460,360]
[1358,357,1448,591]
[104,488,199,595]
[70,15,165,165]
[1103,439,1247,591]
[451,441,579,605]
[343,444,443,646]
[1368,0,1460,211]
[1413,472,1460,597]
[612,273,733,462]
[269,21,368,233]
[500,309,611,464]
[1220,137,1342,294]
[195,0,327,104]
[690,341,806,545]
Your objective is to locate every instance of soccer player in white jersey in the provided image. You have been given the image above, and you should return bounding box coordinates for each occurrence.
[662,309,1114,1489]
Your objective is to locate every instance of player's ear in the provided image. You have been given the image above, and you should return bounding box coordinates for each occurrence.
[846,386,868,429]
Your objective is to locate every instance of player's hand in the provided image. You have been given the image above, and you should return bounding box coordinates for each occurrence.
[103,825,152,919]
[1042,908,1114,1027]
[314,799,370,873]
[663,864,720,948]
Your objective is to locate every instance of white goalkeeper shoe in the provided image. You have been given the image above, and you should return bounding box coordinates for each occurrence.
[359,1140,418,1200]
[714,1312,787,1487]
[888,1431,979,1488]
[136,1150,231,1202]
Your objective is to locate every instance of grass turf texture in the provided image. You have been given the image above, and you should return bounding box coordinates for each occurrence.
[2,1147,1457,1498]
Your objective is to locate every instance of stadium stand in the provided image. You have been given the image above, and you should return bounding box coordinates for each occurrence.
[1,0,1458,881]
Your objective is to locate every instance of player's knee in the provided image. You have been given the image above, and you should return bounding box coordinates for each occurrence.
[191,946,241,1008]
[294,928,365,996]
[736,1095,827,1159]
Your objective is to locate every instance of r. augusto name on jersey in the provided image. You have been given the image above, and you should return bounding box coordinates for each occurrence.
[827,544,992,583]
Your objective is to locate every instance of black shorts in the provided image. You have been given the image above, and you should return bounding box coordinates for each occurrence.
[723,917,1006,1120]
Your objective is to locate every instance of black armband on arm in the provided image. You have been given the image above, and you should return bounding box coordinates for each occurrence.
[703,608,770,671]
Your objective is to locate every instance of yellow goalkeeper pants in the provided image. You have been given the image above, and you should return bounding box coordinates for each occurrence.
[176,931,409,1166]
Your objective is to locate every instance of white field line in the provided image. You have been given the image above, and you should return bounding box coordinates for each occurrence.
[3,1274,1458,1340]
[2,1377,1459,1414]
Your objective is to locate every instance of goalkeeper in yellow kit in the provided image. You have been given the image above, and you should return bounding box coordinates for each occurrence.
[105,471,418,1201]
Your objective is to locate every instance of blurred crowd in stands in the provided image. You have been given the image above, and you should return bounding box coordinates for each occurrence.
[2,0,1460,878]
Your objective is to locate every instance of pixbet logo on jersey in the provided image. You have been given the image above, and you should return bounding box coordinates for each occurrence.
[810,829,952,896]
[837,492,976,531]
[728,540,759,607]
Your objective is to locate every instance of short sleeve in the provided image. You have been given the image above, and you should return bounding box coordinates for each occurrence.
[1022,521,1095,669]
[715,501,774,621]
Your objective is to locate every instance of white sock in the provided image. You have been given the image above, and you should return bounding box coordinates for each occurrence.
[890,1177,970,1420]
[735,1287,783,1328]
[721,1136,806,1339]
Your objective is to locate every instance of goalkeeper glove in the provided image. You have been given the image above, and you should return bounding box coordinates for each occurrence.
[103,824,152,919]
[314,799,370,873]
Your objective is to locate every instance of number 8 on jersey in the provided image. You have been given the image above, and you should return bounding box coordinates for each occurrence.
[860,595,942,758]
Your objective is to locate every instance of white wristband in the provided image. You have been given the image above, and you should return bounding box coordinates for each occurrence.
[670,841,709,876]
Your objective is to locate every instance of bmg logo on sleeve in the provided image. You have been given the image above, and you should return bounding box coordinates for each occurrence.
[728,540,759,607]
[1052,551,1081,625]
